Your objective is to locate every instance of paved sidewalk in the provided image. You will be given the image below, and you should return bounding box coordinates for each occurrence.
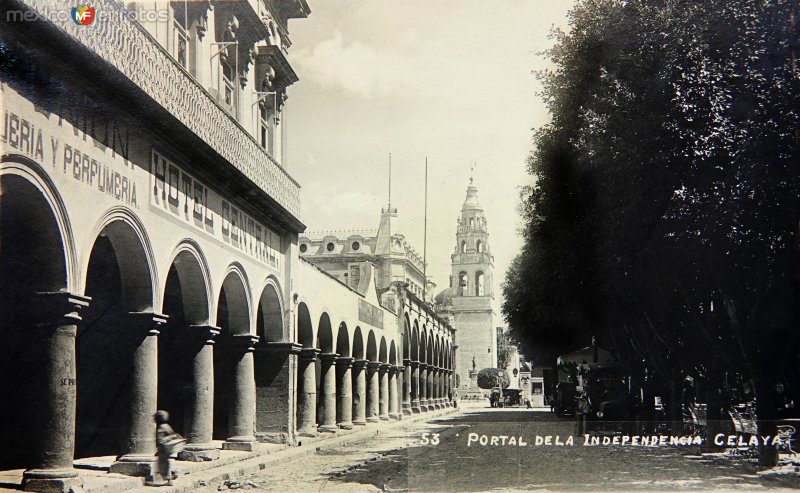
[0,406,459,493]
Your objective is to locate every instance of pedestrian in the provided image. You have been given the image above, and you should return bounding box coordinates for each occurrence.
[150,410,183,486]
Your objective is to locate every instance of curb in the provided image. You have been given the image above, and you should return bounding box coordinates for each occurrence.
[99,407,459,493]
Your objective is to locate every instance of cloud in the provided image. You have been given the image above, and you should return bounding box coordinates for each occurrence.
[292,31,412,99]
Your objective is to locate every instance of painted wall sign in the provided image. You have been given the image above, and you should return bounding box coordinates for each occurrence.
[1,87,140,209]
[358,298,384,329]
[151,150,282,269]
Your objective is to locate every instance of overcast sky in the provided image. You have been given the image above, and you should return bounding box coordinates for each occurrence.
[286,1,575,313]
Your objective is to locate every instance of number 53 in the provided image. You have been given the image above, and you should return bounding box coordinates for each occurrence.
[421,432,440,445]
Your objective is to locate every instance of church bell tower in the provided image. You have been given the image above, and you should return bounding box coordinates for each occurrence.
[449,177,496,392]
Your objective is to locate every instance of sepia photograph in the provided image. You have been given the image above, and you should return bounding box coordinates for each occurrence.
[0,0,799,491]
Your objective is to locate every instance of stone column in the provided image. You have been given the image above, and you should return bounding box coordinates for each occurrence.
[296,348,320,436]
[402,359,412,415]
[222,334,259,451]
[419,363,428,411]
[379,364,390,420]
[431,367,439,409]
[177,325,220,461]
[437,368,444,408]
[410,360,421,413]
[335,356,354,429]
[426,365,435,411]
[351,359,368,425]
[366,361,381,423]
[317,353,338,433]
[110,312,168,478]
[388,365,400,420]
[23,293,89,493]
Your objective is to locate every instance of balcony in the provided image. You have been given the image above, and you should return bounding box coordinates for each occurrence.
[19,0,301,220]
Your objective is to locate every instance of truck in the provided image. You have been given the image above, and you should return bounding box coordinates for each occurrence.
[576,362,642,434]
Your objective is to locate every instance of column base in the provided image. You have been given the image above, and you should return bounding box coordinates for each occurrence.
[177,443,220,462]
[411,406,421,414]
[353,419,367,426]
[222,437,257,452]
[109,454,156,477]
[23,469,82,493]
[402,404,412,415]
[297,427,318,437]
[389,413,401,420]
[366,416,380,423]
[317,425,338,433]
[337,422,354,430]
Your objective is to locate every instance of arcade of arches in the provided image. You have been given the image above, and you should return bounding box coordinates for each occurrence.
[0,158,455,491]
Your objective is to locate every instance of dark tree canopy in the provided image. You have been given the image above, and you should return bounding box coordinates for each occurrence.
[503,0,800,466]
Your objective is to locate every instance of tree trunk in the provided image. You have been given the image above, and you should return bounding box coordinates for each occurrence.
[755,376,779,468]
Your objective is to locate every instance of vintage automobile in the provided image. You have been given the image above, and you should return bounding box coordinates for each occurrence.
[576,362,642,434]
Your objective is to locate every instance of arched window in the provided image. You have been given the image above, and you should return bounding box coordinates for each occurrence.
[460,240,466,253]
[476,272,485,296]
[458,272,468,296]
[476,240,483,253]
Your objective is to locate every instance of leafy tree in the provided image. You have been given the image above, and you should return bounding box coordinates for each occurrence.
[503,0,800,466]
[477,368,510,390]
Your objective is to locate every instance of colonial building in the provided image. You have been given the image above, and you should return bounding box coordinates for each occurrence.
[299,206,434,299]
[435,178,497,393]
[0,2,454,492]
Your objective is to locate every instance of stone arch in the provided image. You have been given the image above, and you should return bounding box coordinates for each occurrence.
[379,337,388,364]
[159,242,212,436]
[216,265,252,335]
[366,331,378,362]
[460,240,466,253]
[475,271,485,296]
[297,302,314,348]
[389,341,397,365]
[317,312,334,353]
[336,322,350,357]
[256,277,285,343]
[0,159,76,469]
[420,329,428,365]
[163,241,212,324]
[213,266,252,439]
[403,315,411,362]
[458,271,468,296]
[476,239,483,253]
[76,212,156,458]
[353,327,365,360]
[411,321,420,362]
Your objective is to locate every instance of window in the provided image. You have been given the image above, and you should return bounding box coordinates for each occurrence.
[299,244,308,253]
[460,240,466,253]
[326,242,335,252]
[173,19,188,69]
[351,241,360,251]
[476,240,483,253]
[259,102,272,152]
[221,60,235,108]
[476,272,485,296]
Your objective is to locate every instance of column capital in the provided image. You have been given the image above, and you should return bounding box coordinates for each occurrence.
[186,324,221,344]
[379,363,390,373]
[352,358,369,369]
[230,333,260,351]
[367,361,381,370]
[335,356,354,367]
[319,352,339,363]
[418,363,429,370]
[32,291,91,328]
[403,358,413,366]
[299,347,321,360]
[254,341,303,354]
[125,311,169,337]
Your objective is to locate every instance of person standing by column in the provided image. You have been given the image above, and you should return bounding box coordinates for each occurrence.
[150,410,184,486]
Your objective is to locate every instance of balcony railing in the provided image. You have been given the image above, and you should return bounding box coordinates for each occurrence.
[22,0,301,219]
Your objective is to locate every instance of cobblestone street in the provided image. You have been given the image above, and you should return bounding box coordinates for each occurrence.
[198,405,800,492]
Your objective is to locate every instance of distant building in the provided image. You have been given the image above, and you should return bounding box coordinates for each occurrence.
[435,178,497,393]
[299,206,435,299]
